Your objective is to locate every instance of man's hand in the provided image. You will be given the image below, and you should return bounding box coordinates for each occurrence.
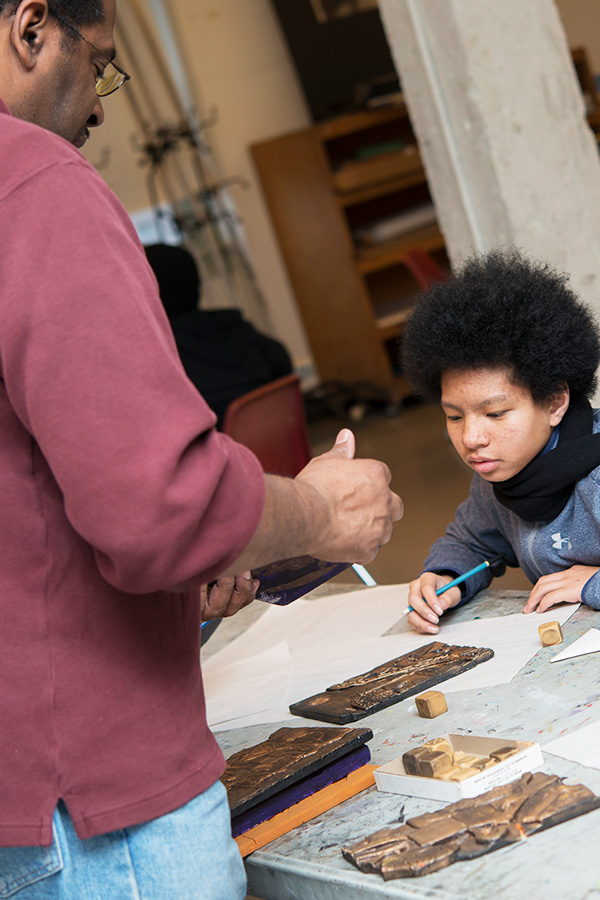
[220,429,403,577]
[295,429,404,564]
[406,572,462,633]
[523,565,598,614]
[200,572,259,621]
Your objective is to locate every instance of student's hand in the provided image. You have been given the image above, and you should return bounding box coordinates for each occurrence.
[406,572,462,634]
[523,565,599,614]
[200,572,259,621]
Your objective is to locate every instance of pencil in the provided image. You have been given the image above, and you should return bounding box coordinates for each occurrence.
[400,554,504,618]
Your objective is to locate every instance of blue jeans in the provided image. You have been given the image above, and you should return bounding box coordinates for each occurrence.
[0,781,246,899]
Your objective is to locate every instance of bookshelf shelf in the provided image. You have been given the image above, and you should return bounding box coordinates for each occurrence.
[251,106,449,397]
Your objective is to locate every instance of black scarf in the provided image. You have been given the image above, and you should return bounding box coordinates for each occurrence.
[493,395,600,522]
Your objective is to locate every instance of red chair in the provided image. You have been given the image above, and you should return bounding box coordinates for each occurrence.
[223,374,379,587]
[222,373,311,478]
[399,248,447,291]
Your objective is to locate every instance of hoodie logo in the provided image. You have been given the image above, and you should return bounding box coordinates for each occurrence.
[551,532,572,551]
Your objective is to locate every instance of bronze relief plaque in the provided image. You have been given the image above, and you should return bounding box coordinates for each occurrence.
[289,641,494,724]
[223,725,373,819]
[342,771,600,879]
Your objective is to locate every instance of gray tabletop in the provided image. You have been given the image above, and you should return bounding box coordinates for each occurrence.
[208,590,600,900]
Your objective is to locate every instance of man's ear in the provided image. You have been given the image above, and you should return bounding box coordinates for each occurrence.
[10,0,51,69]
[548,386,570,426]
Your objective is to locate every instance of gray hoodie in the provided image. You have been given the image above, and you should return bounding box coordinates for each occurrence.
[424,410,600,608]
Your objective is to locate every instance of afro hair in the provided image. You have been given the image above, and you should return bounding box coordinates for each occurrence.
[401,249,600,405]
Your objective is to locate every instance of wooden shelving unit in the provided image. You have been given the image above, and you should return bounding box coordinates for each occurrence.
[251,48,598,397]
[251,104,449,397]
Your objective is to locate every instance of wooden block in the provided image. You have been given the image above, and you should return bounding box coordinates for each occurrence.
[415,690,448,719]
[402,747,429,776]
[538,621,563,646]
[234,764,377,857]
[417,750,453,778]
[438,766,464,781]
[423,737,452,755]
[453,754,480,769]
[490,746,519,762]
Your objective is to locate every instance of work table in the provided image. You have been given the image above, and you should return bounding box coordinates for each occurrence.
[207,588,600,899]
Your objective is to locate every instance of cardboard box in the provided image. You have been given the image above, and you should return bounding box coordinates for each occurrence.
[374,734,543,802]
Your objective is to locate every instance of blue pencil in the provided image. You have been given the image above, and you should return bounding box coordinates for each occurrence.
[401,554,504,617]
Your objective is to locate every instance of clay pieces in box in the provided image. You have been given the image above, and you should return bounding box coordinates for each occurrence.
[404,736,517,783]
[343,772,600,880]
[289,641,493,724]
[374,733,544,801]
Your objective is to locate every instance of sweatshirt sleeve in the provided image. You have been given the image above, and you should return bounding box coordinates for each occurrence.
[423,477,518,604]
[581,572,600,609]
[0,158,265,593]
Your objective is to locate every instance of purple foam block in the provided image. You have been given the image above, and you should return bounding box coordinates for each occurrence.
[231,744,371,837]
[253,556,350,605]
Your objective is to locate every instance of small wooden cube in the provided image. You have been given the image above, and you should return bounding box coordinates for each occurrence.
[415,690,448,719]
[451,750,468,764]
[402,747,429,776]
[490,746,519,762]
[453,753,480,769]
[417,750,453,778]
[439,766,464,781]
[538,621,563,647]
[423,737,452,755]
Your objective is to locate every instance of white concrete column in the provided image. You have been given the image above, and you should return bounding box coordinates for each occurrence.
[378,0,600,319]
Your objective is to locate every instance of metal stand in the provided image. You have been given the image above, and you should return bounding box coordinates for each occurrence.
[113,0,273,332]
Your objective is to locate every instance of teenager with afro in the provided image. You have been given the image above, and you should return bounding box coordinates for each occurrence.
[401,249,600,634]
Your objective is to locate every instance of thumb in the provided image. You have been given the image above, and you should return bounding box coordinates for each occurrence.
[329,428,355,459]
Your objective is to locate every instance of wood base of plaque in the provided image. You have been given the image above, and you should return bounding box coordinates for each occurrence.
[235,764,377,857]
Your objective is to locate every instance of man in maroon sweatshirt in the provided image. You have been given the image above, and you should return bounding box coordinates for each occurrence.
[0,1,402,897]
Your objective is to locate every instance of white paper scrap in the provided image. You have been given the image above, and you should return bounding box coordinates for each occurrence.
[544,719,600,770]
[438,605,577,693]
[210,584,410,668]
[550,628,600,663]
[203,640,290,730]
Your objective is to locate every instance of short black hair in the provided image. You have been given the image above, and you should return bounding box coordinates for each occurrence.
[0,0,104,27]
[144,243,202,320]
[401,249,600,404]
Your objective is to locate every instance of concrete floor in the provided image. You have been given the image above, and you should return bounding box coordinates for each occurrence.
[307,400,531,594]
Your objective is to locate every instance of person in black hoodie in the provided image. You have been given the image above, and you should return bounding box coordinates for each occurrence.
[145,242,293,427]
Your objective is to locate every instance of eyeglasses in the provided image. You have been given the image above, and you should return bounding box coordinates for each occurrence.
[52,13,131,97]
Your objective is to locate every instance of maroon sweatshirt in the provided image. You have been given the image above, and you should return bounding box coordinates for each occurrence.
[0,98,265,846]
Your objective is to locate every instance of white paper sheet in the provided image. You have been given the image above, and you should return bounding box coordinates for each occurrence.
[281,606,577,701]
[438,606,576,692]
[203,585,578,730]
[202,640,290,730]
[544,719,600,770]
[550,628,600,663]
[211,584,410,668]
